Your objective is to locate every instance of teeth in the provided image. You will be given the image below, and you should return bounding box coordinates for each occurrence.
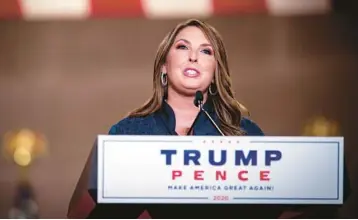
[186,70,198,75]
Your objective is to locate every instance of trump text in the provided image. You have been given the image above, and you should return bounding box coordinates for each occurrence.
[160,149,282,181]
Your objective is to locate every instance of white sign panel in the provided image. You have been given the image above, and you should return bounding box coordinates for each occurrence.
[97,135,344,205]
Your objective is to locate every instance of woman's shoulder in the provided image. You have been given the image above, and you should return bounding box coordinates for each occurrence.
[108,114,157,135]
[107,115,263,136]
[240,117,265,136]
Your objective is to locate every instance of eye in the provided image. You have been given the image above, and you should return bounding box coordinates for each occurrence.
[201,48,212,55]
[176,44,188,50]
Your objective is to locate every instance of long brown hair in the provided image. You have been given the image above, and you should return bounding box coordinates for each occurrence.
[128,19,249,136]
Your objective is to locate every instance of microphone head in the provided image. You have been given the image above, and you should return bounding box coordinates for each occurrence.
[194,91,204,107]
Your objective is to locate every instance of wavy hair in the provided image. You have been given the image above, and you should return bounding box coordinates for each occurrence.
[128,19,249,135]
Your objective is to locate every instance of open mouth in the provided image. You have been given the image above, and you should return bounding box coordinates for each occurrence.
[183,68,200,78]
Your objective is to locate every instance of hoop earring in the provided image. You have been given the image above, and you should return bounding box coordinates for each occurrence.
[161,72,167,87]
[209,83,218,96]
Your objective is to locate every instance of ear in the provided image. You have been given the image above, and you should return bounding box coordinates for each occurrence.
[161,64,167,73]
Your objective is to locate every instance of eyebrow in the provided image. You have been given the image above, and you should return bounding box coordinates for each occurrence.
[175,38,212,47]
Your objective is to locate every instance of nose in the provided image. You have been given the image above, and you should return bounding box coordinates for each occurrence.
[189,51,198,63]
[189,57,198,63]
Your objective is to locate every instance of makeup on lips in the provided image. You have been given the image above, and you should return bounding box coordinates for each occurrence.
[183,68,200,78]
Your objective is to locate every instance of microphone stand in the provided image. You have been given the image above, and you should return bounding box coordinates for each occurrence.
[186,99,225,136]
[198,102,225,136]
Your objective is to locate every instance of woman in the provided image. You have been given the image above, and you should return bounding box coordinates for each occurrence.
[68,18,350,219]
[109,18,260,137]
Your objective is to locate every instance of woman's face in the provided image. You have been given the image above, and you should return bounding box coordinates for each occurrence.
[163,26,216,97]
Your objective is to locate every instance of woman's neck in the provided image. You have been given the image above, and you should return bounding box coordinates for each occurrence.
[166,88,209,114]
[166,89,206,135]
[166,93,198,113]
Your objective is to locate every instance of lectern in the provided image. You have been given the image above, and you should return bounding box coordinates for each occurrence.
[68,135,350,218]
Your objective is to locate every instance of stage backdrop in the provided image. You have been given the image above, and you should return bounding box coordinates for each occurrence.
[0,16,357,218]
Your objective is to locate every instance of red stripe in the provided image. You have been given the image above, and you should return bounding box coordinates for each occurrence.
[0,0,22,19]
[138,210,152,219]
[212,0,268,15]
[67,191,95,219]
[90,0,144,18]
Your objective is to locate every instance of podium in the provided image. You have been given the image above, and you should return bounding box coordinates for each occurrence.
[68,135,349,218]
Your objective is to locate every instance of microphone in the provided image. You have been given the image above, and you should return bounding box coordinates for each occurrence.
[186,91,225,136]
[194,90,204,107]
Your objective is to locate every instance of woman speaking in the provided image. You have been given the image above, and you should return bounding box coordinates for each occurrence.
[108,18,260,137]
[68,18,350,219]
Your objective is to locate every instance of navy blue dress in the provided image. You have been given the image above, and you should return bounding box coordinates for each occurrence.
[108,100,264,136]
[84,100,350,218]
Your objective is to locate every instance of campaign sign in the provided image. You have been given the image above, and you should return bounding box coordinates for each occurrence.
[97,135,344,205]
